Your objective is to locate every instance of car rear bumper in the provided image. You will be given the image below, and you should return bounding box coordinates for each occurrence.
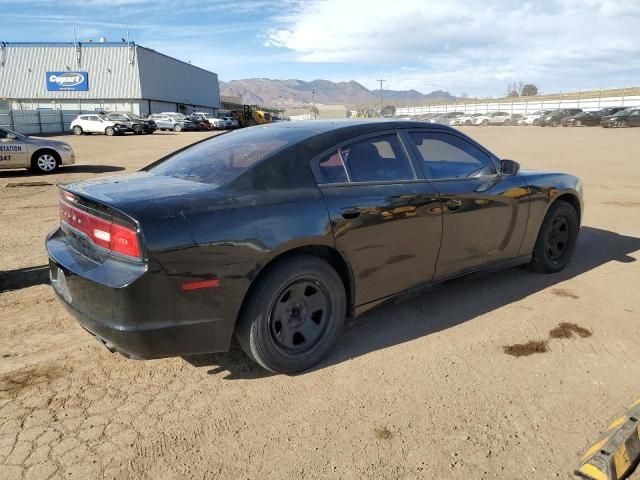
[46,227,235,358]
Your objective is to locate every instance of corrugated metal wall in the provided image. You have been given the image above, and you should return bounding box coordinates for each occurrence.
[0,44,141,99]
[137,47,220,109]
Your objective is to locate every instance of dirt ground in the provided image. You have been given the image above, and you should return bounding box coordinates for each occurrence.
[1,126,639,479]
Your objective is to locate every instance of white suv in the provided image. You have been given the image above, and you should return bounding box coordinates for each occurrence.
[70,114,127,136]
[452,113,484,126]
[472,111,512,126]
[519,110,552,126]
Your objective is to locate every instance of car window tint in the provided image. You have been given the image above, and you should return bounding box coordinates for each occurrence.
[341,134,414,182]
[316,151,349,184]
[149,126,312,186]
[410,132,496,179]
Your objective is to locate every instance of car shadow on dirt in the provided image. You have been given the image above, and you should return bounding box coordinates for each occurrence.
[0,265,50,292]
[0,165,124,178]
[184,226,640,379]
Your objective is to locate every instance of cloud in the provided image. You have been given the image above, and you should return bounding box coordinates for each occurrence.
[265,0,640,95]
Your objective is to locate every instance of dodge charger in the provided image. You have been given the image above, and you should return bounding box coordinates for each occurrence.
[46,120,583,373]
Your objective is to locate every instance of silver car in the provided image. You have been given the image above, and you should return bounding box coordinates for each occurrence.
[0,126,75,173]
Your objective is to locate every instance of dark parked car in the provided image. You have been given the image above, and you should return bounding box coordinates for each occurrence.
[562,107,628,126]
[600,108,640,128]
[106,112,157,134]
[46,121,583,373]
[539,108,583,127]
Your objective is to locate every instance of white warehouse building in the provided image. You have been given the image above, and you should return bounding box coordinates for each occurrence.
[0,41,221,117]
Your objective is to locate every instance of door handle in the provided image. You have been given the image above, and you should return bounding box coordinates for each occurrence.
[445,199,462,211]
[341,208,361,219]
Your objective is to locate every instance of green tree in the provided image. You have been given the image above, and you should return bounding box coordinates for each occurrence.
[521,84,539,96]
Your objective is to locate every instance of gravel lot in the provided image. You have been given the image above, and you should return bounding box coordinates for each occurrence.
[1,126,639,479]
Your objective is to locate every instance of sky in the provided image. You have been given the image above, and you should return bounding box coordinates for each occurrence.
[1,0,639,97]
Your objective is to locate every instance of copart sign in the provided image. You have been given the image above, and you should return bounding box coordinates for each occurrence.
[46,72,89,91]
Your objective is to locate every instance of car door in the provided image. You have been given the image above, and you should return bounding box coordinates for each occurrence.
[404,129,529,280]
[0,127,30,168]
[86,115,102,133]
[311,131,443,306]
[628,110,640,126]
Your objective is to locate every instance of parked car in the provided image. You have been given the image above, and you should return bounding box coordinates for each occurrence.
[0,126,75,173]
[519,110,553,126]
[538,109,583,127]
[600,108,640,128]
[70,114,128,136]
[562,107,628,127]
[222,116,239,129]
[191,112,225,130]
[106,112,157,134]
[148,114,197,132]
[450,113,483,126]
[428,112,464,125]
[46,120,583,373]
[472,111,512,126]
[510,114,523,125]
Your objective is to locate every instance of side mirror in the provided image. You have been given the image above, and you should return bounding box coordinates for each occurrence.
[6,133,16,140]
[501,159,520,176]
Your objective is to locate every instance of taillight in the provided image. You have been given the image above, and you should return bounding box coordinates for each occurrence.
[59,199,141,259]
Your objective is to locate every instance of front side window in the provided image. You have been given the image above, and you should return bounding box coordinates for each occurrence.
[340,134,415,182]
[410,132,496,180]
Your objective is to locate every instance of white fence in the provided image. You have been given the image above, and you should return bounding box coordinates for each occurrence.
[396,95,640,116]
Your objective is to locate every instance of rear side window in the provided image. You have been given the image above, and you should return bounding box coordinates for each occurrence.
[341,134,415,182]
[149,126,312,186]
[316,151,349,184]
[410,132,496,179]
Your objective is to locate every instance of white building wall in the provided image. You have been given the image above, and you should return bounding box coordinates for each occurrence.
[137,47,220,109]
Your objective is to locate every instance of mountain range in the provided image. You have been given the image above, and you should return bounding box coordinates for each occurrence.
[219,78,456,108]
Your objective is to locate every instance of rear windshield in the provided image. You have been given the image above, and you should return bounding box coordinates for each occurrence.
[149,126,311,186]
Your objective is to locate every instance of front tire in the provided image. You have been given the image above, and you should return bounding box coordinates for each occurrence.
[617,120,627,128]
[105,126,115,136]
[236,255,346,374]
[551,120,559,127]
[528,201,579,273]
[482,119,489,126]
[174,124,183,132]
[31,150,59,174]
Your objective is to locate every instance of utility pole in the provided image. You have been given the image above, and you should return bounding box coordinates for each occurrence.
[311,88,316,119]
[376,79,385,117]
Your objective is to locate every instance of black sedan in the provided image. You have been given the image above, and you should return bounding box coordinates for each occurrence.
[562,107,627,126]
[600,108,640,128]
[46,121,583,373]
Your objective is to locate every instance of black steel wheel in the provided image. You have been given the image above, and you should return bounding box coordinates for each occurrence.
[236,255,346,374]
[528,201,579,273]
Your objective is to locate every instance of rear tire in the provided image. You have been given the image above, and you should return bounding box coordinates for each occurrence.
[528,201,579,273]
[551,120,559,127]
[236,255,346,374]
[72,126,83,135]
[503,119,511,126]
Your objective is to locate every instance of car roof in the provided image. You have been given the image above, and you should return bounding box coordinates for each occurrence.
[253,119,453,135]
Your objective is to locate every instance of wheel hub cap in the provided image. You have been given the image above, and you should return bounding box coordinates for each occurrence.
[545,216,570,260]
[270,279,330,353]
